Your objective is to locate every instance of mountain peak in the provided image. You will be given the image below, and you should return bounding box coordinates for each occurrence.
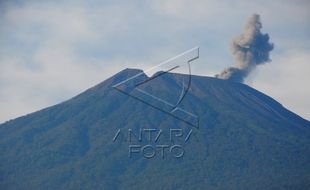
[1,68,309,190]
[84,68,147,96]
[115,68,144,76]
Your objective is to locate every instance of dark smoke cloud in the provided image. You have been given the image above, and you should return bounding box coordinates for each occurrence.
[216,14,274,82]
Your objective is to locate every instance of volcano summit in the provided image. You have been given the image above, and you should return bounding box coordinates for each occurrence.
[0,68,309,190]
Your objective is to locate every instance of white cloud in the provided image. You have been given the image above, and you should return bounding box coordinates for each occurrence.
[0,2,129,122]
[0,0,309,122]
[247,49,310,120]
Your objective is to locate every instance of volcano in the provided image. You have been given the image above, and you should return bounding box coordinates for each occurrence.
[0,68,309,190]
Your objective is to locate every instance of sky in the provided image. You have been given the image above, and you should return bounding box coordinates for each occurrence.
[0,0,309,122]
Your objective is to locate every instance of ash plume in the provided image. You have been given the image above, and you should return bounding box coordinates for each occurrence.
[216,14,274,82]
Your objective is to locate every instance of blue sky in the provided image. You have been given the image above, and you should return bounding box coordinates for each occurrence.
[0,0,309,122]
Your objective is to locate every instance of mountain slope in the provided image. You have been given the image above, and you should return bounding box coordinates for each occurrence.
[0,68,309,190]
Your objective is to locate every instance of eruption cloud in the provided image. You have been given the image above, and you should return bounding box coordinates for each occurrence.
[216,14,274,82]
